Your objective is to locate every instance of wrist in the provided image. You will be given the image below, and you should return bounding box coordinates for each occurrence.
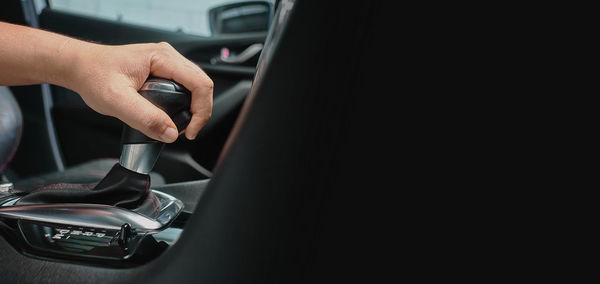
[45,36,98,93]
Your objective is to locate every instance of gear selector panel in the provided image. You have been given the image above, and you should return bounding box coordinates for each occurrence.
[19,222,128,259]
[0,189,183,266]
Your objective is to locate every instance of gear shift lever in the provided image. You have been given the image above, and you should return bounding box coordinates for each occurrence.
[119,78,192,174]
[14,77,192,208]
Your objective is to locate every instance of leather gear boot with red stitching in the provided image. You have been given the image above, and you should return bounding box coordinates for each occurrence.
[16,163,150,209]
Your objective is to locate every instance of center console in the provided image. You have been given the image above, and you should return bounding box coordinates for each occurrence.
[0,78,204,267]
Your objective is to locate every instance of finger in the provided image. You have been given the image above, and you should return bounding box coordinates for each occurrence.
[171,64,213,139]
[112,87,179,143]
[150,43,214,139]
[150,42,213,93]
[185,82,213,139]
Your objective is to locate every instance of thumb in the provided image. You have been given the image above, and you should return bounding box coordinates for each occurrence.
[114,88,179,143]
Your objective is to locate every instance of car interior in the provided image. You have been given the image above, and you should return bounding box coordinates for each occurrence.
[1,0,383,282]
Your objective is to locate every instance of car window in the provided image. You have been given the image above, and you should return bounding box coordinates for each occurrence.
[48,0,275,37]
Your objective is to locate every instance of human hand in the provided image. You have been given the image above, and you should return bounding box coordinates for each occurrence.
[65,41,213,143]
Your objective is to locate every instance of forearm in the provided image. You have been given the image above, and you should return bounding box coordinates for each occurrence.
[0,21,89,89]
[0,21,213,142]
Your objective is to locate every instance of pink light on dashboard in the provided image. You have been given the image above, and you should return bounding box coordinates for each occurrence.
[221,47,230,59]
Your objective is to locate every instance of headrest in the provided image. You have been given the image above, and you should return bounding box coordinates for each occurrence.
[0,86,23,173]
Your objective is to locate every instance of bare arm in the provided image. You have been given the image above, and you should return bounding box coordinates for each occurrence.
[0,21,213,142]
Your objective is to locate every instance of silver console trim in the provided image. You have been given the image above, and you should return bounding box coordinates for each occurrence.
[0,190,183,233]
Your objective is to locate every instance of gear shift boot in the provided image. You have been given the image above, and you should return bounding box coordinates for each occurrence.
[16,163,150,208]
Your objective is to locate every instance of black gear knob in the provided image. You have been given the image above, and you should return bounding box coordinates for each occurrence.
[119,77,192,174]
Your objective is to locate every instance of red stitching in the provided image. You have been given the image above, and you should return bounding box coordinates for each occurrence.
[35,183,94,189]
[31,183,94,193]
[145,194,159,218]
